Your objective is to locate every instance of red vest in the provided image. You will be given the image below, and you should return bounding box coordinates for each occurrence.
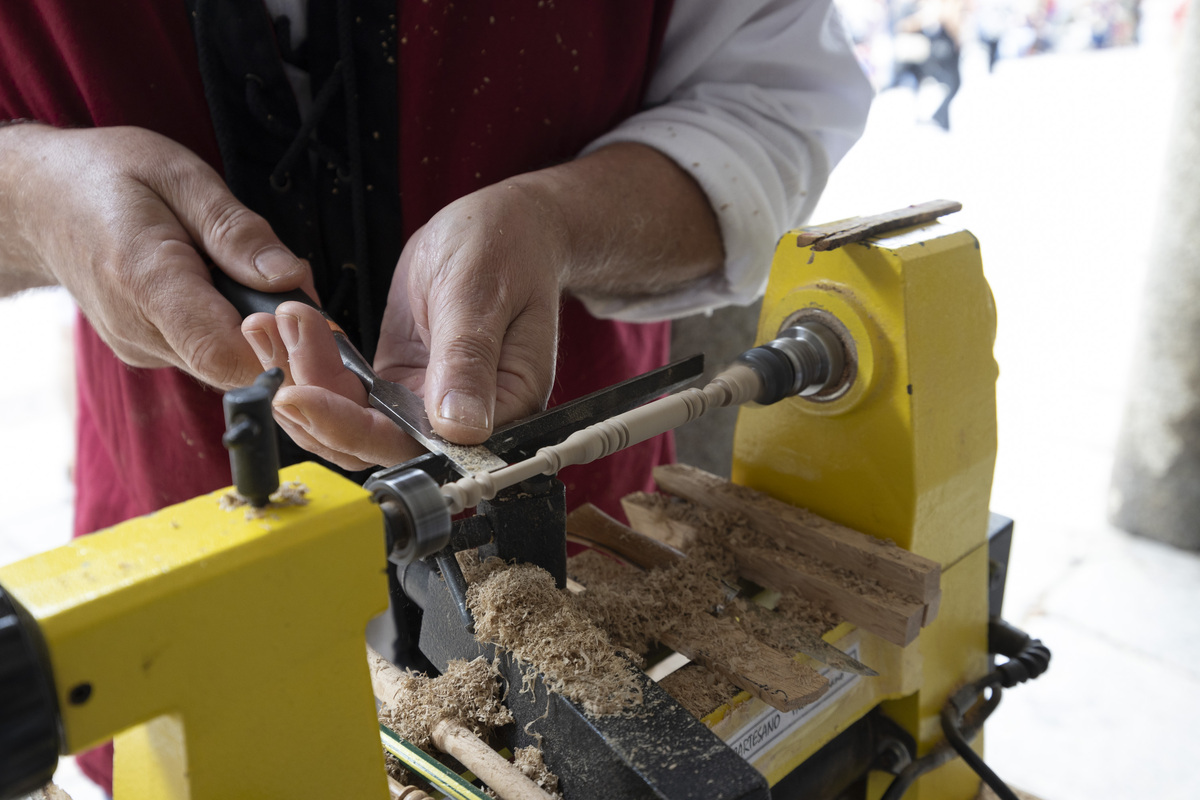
[1,1,673,790]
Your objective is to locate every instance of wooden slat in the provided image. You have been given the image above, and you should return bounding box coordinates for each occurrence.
[614,501,878,676]
[652,464,941,616]
[567,569,829,712]
[794,200,962,251]
[656,616,829,712]
[564,509,830,712]
[619,495,923,648]
[565,503,685,570]
[735,547,924,647]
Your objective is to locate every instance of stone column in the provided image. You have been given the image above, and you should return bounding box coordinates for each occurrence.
[1110,13,1200,548]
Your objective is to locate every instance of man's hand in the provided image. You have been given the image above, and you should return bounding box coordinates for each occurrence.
[243,143,723,471]
[242,181,564,470]
[0,123,310,389]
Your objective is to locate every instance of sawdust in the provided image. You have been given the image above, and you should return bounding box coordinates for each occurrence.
[217,480,309,519]
[384,754,413,789]
[642,490,917,612]
[657,663,737,721]
[377,657,512,751]
[574,491,855,717]
[567,549,733,658]
[509,746,561,799]
[465,557,644,717]
[733,590,842,644]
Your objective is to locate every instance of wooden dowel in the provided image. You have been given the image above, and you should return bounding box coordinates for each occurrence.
[367,647,554,800]
[431,719,554,800]
[440,364,762,514]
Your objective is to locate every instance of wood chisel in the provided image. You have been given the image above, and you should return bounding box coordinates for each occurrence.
[212,271,506,476]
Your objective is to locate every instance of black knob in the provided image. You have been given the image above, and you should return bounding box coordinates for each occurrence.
[0,584,60,800]
[222,368,286,507]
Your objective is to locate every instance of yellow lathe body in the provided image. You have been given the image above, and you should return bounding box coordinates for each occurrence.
[707,217,998,800]
[0,463,391,799]
[0,208,1002,800]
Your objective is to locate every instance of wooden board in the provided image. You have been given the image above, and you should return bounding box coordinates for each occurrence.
[735,546,924,647]
[657,613,829,712]
[652,464,941,619]
[794,199,962,251]
[565,508,830,712]
[572,504,877,676]
[620,495,924,648]
[565,503,685,570]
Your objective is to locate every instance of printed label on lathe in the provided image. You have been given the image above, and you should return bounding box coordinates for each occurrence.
[728,642,863,764]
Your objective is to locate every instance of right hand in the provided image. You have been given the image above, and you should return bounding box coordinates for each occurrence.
[0,123,311,389]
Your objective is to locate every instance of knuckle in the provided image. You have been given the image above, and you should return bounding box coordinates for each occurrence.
[439,334,501,372]
[176,323,240,387]
[202,200,263,253]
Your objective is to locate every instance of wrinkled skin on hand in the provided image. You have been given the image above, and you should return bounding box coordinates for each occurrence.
[242,141,722,471]
[243,181,565,471]
[1,128,718,473]
[0,124,312,389]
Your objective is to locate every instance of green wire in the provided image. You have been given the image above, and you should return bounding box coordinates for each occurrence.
[379,724,490,800]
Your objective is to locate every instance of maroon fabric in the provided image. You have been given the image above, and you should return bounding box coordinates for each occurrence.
[393,3,676,510]
[0,1,673,791]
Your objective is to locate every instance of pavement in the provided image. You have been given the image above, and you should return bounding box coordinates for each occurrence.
[811,44,1198,800]
[0,43,1195,800]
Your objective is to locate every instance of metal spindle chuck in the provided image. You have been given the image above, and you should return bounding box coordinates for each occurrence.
[736,320,847,405]
[366,467,453,564]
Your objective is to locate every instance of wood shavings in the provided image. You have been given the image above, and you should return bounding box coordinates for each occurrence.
[568,549,728,656]
[218,480,309,519]
[465,558,644,717]
[501,747,561,800]
[376,657,512,752]
[574,493,856,717]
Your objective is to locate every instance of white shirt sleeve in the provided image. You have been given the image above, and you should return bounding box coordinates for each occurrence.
[575,0,874,322]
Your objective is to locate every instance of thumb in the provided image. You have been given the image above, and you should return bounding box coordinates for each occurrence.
[424,297,558,445]
[424,311,502,445]
[153,158,308,291]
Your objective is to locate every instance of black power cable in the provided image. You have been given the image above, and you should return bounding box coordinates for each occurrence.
[880,618,1051,800]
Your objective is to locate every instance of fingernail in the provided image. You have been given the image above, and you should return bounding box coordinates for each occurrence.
[253,246,302,284]
[275,403,309,429]
[277,314,300,350]
[245,329,274,364]
[438,391,490,431]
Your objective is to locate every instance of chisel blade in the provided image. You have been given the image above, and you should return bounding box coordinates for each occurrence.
[368,379,507,476]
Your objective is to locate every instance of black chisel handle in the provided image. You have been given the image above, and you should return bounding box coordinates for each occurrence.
[211,269,321,318]
[211,269,376,387]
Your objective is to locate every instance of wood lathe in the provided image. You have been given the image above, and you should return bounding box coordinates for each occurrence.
[0,202,1049,800]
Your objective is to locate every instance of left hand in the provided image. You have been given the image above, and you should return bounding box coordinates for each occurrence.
[242,179,566,471]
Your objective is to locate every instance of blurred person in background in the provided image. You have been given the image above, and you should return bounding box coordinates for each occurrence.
[893,0,964,129]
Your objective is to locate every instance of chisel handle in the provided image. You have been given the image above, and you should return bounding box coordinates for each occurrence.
[211,270,375,388]
[212,269,322,318]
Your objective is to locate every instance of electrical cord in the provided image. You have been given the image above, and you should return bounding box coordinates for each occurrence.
[879,618,1050,800]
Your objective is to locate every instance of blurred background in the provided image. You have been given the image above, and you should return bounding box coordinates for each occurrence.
[2,1,1195,797]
